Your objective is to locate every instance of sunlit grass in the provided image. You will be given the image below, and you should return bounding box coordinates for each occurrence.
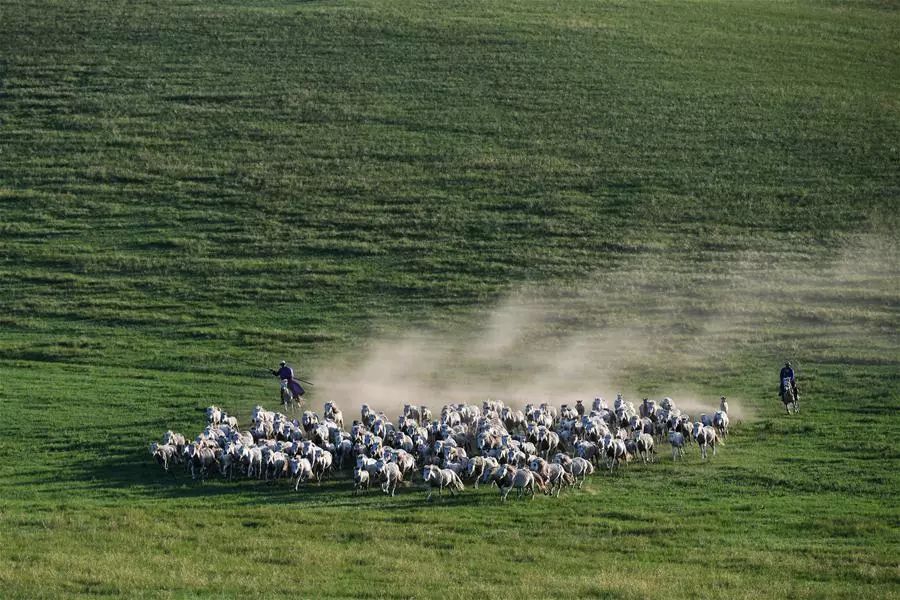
[0,0,898,597]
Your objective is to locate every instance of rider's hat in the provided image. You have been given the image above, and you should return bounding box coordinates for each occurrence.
[280,360,286,366]
[785,361,791,367]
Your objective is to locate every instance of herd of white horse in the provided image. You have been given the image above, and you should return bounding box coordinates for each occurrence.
[151,394,731,500]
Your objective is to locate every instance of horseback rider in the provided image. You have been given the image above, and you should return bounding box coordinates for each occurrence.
[779,361,797,399]
[271,360,305,399]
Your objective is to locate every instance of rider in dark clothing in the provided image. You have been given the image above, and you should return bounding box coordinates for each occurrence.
[779,361,797,397]
[272,360,304,398]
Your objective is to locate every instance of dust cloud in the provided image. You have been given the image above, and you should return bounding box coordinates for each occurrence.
[311,288,744,421]
[309,234,897,423]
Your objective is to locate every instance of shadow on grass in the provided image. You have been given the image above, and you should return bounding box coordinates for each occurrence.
[48,453,499,509]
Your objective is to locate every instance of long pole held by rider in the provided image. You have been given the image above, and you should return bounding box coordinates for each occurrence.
[269,360,312,404]
[267,361,313,386]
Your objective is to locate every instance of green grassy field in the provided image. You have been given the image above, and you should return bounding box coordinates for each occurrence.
[1,1,898,598]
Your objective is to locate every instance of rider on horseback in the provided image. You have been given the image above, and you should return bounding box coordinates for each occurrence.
[271,360,305,399]
[779,361,797,399]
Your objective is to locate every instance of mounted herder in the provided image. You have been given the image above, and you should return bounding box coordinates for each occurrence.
[272,360,305,412]
[779,361,800,414]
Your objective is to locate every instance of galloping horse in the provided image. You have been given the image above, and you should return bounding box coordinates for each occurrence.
[281,379,304,414]
[780,377,800,414]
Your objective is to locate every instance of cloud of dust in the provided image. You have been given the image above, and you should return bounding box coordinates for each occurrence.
[312,292,739,422]
[309,233,896,424]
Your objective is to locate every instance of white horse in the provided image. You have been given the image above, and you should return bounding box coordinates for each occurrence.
[499,468,544,501]
[692,422,720,460]
[323,402,344,430]
[422,465,464,501]
[280,381,302,414]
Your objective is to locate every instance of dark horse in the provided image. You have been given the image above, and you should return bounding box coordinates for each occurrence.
[780,377,800,414]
